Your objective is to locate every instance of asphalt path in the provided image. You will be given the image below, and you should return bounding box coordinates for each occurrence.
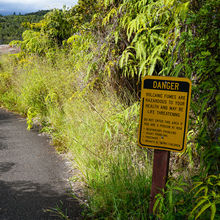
[0,108,81,219]
[0,45,20,55]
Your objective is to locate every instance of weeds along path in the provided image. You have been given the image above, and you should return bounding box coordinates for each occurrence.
[0,108,81,219]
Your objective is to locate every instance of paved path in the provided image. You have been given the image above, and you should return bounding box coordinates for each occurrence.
[0,108,81,219]
[0,45,20,55]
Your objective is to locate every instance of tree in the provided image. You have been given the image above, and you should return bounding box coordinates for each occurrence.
[41,9,73,45]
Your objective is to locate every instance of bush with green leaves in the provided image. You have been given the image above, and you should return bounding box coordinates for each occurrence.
[180,0,220,174]
[153,177,193,220]
[190,175,220,220]
[41,8,73,45]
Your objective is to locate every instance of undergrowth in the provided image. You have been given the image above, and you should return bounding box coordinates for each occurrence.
[0,52,152,218]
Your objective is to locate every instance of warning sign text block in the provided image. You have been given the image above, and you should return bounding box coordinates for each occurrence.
[138,76,191,152]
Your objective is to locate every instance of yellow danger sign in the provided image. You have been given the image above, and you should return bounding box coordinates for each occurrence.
[138,76,191,152]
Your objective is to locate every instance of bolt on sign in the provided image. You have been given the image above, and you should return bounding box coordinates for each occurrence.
[138,76,191,152]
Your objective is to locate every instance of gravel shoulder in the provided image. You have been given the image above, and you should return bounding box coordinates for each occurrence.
[0,108,82,220]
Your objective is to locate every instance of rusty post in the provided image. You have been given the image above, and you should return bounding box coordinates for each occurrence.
[149,149,170,214]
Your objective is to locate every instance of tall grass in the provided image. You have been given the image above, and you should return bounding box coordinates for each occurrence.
[0,52,152,218]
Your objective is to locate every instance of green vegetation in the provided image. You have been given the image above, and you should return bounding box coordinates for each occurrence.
[0,0,219,219]
[0,10,49,44]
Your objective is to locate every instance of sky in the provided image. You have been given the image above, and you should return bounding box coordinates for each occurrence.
[0,0,78,15]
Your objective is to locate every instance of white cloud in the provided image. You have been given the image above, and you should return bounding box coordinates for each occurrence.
[0,0,77,10]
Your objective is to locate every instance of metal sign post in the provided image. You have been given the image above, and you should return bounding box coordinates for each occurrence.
[138,76,191,215]
[149,149,170,214]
